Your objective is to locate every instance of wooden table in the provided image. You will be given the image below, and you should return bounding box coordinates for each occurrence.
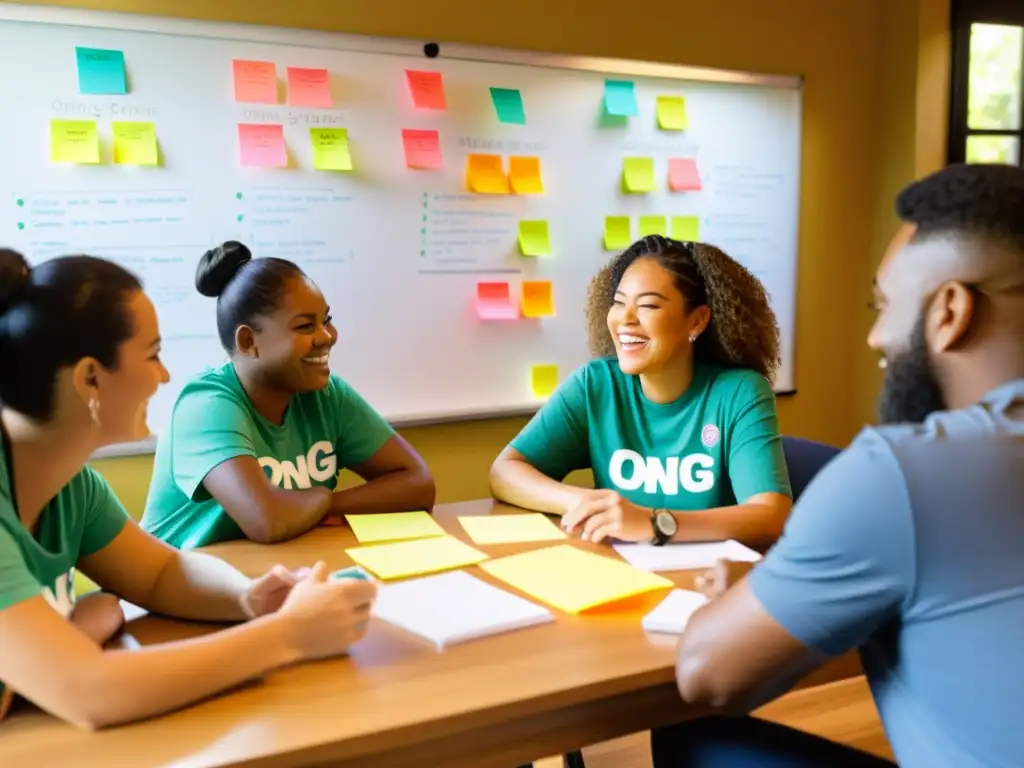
[0,500,861,767]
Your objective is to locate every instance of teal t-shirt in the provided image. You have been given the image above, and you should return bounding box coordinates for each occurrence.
[141,363,395,549]
[510,358,791,510]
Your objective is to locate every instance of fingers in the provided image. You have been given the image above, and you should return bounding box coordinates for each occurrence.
[581,510,613,541]
[563,493,612,532]
[337,578,377,606]
[309,561,330,582]
[588,522,618,544]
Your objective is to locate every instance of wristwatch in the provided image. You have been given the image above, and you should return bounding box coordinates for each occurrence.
[651,509,677,546]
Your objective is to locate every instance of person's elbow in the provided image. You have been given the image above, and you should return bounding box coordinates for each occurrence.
[674,637,751,714]
[407,464,436,510]
[226,498,288,545]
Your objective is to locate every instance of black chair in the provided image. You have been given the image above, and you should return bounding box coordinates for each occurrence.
[781,435,841,502]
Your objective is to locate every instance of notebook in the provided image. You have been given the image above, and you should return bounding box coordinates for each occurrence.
[372,570,554,650]
[612,540,762,572]
[641,589,710,634]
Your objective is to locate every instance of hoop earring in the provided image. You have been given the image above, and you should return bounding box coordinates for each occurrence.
[88,398,102,427]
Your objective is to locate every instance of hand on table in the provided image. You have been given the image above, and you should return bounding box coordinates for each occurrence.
[240,565,312,619]
[693,559,756,599]
[70,592,125,646]
[561,489,652,544]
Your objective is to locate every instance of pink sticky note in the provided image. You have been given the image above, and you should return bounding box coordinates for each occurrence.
[475,282,519,320]
[402,129,443,169]
[405,70,447,110]
[287,67,332,108]
[238,124,287,167]
[232,59,278,104]
[669,158,702,191]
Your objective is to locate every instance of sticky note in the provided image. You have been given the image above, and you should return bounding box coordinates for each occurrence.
[345,511,445,544]
[309,127,352,171]
[346,535,489,580]
[50,120,100,164]
[604,79,638,117]
[518,220,550,256]
[670,215,701,241]
[237,124,287,168]
[466,154,509,194]
[521,281,554,318]
[604,216,632,250]
[509,156,543,194]
[490,87,526,124]
[622,157,656,193]
[656,96,688,130]
[638,215,667,236]
[458,514,566,545]
[669,158,702,191]
[402,129,443,170]
[475,282,519,320]
[112,121,158,166]
[530,364,559,398]
[480,545,673,614]
[405,70,447,110]
[232,59,278,104]
[75,47,127,95]
[287,66,332,108]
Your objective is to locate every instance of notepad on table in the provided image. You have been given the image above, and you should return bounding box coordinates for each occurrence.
[346,535,489,580]
[612,540,761,572]
[373,571,554,650]
[642,589,709,634]
[458,513,566,545]
[345,511,445,543]
[480,544,672,613]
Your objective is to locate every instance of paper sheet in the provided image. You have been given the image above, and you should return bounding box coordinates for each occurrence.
[480,545,673,613]
[670,215,701,241]
[459,513,566,545]
[287,66,332,108]
[346,535,489,580]
[475,281,519,320]
[112,121,158,166]
[642,589,708,634]
[669,158,702,191]
[50,120,100,164]
[638,215,667,236]
[76,47,127,95]
[237,123,287,167]
[490,87,526,124]
[405,70,447,109]
[373,571,553,650]
[517,220,550,256]
[509,156,543,194]
[530,364,559,398]
[604,79,638,116]
[622,157,656,193]
[656,96,688,130]
[612,539,762,572]
[466,154,509,194]
[604,216,632,250]
[232,59,278,104]
[402,129,443,169]
[309,127,352,171]
[521,281,554,318]
[345,511,445,544]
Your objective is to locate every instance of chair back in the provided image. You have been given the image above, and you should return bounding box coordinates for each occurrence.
[782,436,841,502]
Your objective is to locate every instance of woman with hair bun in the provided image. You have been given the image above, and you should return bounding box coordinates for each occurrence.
[141,241,435,548]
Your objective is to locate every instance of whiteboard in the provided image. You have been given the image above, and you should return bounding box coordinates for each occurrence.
[0,4,802,456]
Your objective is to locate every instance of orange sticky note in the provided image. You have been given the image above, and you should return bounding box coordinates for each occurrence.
[466,154,509,194]
[232,59,277,104]
[669,158,702,191]
[287,66,332,108]
[530,364,559,398]
[475,282,519,320]
[402,129,443,169]
[237,124,287,167]
[521,281,554,318]
[406,70,447,110]
[509,156,544,194]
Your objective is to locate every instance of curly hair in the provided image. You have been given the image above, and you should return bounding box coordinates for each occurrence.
[585,235,781,383]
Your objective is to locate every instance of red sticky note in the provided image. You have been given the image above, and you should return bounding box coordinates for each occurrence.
[232,59,278,104]
[287,67,332,108]
[405,70,447,110]
[475,282,518,320]
[402,129,443,169]
[669,158,702,191]
[237,124,287,167]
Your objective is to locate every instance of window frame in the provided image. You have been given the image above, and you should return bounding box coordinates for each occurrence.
[948,0,1024,165]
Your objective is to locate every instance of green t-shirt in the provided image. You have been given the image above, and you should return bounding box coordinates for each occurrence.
[141,363,396,550]
[510,358,792,510]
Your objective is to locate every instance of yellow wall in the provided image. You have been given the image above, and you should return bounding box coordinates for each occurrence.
[23,0,948,513]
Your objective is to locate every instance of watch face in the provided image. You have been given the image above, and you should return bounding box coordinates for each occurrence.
[657,511,677,536]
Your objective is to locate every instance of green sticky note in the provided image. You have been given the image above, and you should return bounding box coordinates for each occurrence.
[638,215,667,236]
[50,119,100,164]
[76,47,127,94]
[113,121,158,165]
[656,96,687,130]
[604,216,632,250]
[518,220,550,256]
[310,127,352,171]
[604,80,638,117]
[670,215,701,241]
[622,157,656,193]
[490,87,526,124]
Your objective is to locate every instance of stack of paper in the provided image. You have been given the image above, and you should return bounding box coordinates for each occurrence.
[373,571,554,650]
[345,511,445,543]
[346,535,489,580]
[612,540,761,573]
[641,589,709,634]
[458,513,566,545]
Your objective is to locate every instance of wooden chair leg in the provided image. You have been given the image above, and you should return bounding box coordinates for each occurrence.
[563,750,587,768]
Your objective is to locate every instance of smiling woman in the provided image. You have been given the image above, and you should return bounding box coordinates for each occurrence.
[140,241,435,549]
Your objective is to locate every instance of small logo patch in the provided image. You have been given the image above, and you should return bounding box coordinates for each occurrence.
[701,424,720,448]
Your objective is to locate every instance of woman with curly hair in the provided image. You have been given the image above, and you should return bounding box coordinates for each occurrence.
[489,235,792,548]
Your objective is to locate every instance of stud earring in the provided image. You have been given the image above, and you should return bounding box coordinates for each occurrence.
[689,334,698,343]
[88,397,101,427]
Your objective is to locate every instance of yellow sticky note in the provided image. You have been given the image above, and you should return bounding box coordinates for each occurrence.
[466,153,509,194]
[638,215,667,236]
[344,511,445,543]
[509,156,543,194]
[604,216,632,250]
[518,220,550,256]
[530,364,559,398]
[112,121,158,166]
[345,535,489,580]
[480,545,673,613]
[458,514,566,545]
[521,280,554,318]
[670,215,701,241]
[310,128,352,171]
[622,157,656,193]
[50,119,100,164]
[656,96,688,130]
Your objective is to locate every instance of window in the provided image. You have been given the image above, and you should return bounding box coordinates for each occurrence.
[948,0,1024,166]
